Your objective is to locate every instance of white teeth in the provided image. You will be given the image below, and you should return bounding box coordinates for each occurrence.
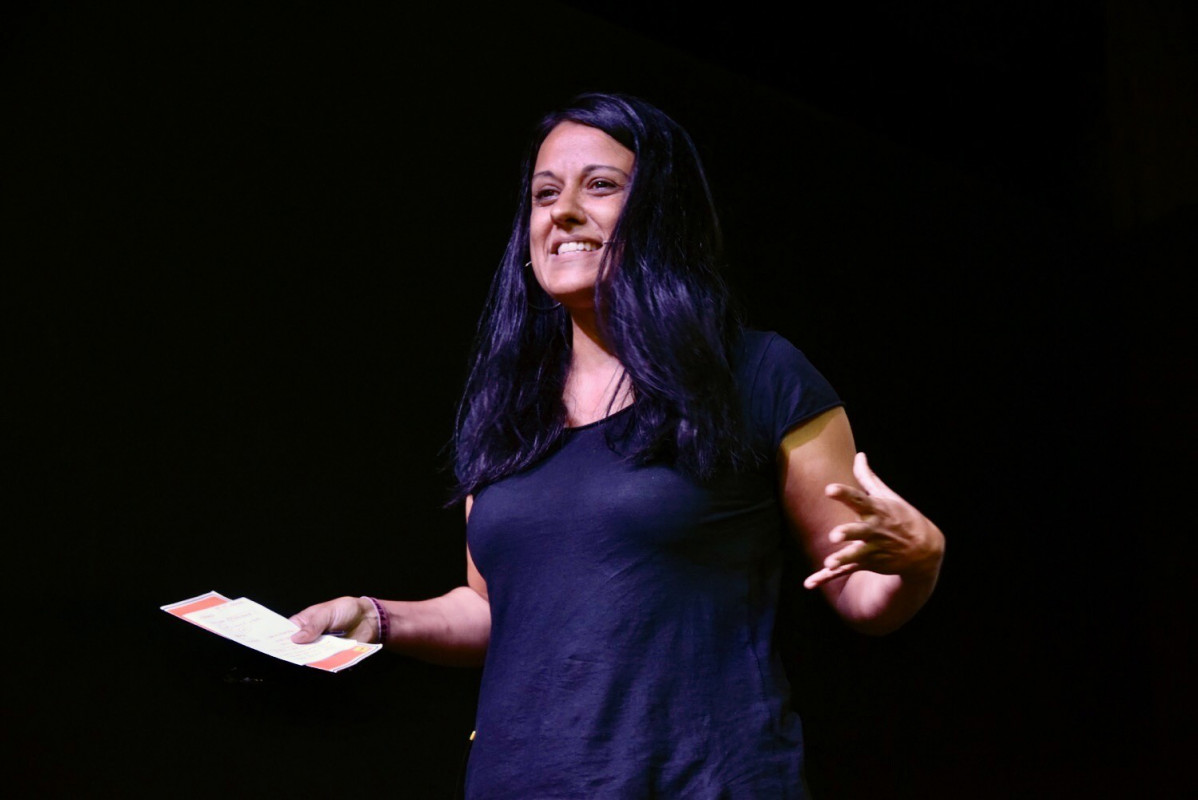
[556,241,600,254]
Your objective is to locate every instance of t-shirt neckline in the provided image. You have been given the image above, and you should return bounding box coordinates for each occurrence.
[564,403,634,432]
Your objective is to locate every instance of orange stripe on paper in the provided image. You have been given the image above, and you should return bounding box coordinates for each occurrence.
[167,595,229,618]
[306,647,368,672]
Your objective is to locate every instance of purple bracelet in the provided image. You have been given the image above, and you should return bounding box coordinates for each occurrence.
[364,596,389,645]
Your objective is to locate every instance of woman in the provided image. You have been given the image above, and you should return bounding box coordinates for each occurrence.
[291,93,945,798]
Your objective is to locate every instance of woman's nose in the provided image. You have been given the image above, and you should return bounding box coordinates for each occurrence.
[550,187,586,227]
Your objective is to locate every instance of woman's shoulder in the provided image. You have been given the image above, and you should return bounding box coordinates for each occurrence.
[733,329,813,380]
[733,328,843,449]
[735,327,779,356]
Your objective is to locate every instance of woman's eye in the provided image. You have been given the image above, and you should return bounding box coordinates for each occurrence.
[589,179,618,191]
[533,187,559,204]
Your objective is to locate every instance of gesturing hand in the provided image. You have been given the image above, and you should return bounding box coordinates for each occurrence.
[289,596,378,644]
[804,452,945,590]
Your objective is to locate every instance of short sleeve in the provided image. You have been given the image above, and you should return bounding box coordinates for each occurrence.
[736,330,844,452]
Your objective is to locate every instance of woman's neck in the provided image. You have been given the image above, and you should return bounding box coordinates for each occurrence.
[564,312,632,427]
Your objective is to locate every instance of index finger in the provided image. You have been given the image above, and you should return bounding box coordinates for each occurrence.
[825,482,875,516]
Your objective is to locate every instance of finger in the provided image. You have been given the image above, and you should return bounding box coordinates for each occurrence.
[804,561,859,589]
[825,540,871,569]
[853,452,899,500]
[826,482,876,516]
[289,610,330,644]
[828,520,873,544]
[290,629,320,644]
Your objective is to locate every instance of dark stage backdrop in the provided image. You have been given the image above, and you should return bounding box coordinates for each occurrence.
[7,2,1194,798]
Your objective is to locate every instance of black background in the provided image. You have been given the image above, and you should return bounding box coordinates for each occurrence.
[6,2,1195,797]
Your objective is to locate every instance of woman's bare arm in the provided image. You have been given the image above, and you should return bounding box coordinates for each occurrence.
[778,407,945,635]
[289,499,491,666]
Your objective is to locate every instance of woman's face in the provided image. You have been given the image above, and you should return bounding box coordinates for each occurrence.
[528,121,635,308]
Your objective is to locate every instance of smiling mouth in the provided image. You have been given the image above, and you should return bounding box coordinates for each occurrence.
[554,241,603,255]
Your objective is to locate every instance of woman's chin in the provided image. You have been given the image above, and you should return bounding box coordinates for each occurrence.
[539,280,597,309]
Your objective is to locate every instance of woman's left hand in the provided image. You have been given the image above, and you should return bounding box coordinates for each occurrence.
[804,452,945,589]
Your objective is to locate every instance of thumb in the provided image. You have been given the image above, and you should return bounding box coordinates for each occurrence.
[853,452,898,499]
[289,613,326,644]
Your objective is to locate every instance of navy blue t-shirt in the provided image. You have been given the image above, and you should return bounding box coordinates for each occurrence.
[465,331,842,799]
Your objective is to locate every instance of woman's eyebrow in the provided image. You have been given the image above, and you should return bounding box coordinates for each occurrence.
[532,165,631,181]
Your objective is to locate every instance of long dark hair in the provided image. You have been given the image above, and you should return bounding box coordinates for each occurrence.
[452,92,748,501]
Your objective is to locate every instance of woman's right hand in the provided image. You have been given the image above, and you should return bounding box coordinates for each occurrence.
[289,596,378,644]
